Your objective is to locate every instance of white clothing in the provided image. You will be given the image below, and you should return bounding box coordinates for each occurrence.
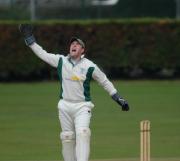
[58,100,94,131]
[58,99,93,161]
[30,42,118,161]
[30,43,117,102]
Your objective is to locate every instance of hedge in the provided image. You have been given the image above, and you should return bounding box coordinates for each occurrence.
[0,19,180,81]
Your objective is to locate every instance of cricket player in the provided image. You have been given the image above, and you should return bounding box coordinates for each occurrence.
[19,24,129,161]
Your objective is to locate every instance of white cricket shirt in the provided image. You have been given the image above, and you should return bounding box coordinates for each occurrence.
[30,43,117,102]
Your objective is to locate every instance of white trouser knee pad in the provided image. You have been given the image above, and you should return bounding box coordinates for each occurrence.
[60,131,76,161]
[76,128,91,161]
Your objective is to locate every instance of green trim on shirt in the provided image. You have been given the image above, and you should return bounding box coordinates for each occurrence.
[57,57,63,98]
[83,67,95,101]
[68,58,75,67]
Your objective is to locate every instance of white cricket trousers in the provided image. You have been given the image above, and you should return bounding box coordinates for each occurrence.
[58,99,94,161]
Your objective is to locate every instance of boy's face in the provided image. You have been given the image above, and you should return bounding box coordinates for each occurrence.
[70,41,84,59]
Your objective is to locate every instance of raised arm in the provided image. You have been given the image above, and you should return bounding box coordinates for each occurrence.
[92,65,129,111]
[19,24,60,68]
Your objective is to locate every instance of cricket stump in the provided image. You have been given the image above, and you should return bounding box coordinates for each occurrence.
[140,120,150,161]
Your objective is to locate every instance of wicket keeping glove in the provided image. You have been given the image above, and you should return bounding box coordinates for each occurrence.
[112,93,129,111]
[19,24,36,46]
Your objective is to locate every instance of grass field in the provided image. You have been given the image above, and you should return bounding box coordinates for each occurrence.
[0,80,180,161]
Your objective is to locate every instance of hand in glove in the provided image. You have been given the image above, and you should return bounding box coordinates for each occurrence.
[19,24,36,46]
[112,93,129,111]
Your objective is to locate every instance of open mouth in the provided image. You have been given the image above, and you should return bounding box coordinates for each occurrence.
[72,49,76,52]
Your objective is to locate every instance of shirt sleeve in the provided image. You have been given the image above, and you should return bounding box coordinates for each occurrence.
[92,65,117,96]
[29,43,61,68]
